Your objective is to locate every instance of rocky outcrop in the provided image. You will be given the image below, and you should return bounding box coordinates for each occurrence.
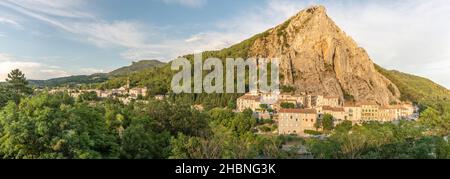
[248,5,400,105]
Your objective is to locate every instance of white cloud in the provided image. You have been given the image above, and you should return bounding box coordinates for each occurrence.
[0,53,70,81]
[1,0,449,88]
[162,0,206,8]
[79,68,107,74]
[6,0,94,19]
[0,16,20,27]
[70,21,149,49]
[185,0,450,88]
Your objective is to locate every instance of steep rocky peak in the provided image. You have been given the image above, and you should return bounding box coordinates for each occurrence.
[248,5,401,105]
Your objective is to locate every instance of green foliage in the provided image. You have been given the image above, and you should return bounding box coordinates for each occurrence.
[304,130,322,136]
[280,102,295,109]
[0,93,118,159]
[5,69,32,96]
[169,124,285,159]
[343,91,355,102]
[208,108,257,135]
[0,86,19,108]
[419,106,450,136]
[132,100,210,137]
[120,117,171,159]
[0,92,214,159]
[109,60,166,77]
[29,74,108,88]
[281,85,296,93]
[258,126,272,132]
[227,99,237,110]
[335,120,353,132]
[315,114,334,132]
[307,121,449,159]
[260,104,269,111]
[375,65,450,110]
[78,91,99,102]
[322,114,335,132]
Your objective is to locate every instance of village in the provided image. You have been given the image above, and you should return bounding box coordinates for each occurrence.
[46,79,418,138]
[47,80,167,104]
[237,91,418,136]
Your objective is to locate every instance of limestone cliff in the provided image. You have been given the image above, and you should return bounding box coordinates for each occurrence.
[248,5,400,105]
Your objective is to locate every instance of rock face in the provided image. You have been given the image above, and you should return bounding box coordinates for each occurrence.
[248,5,400,105]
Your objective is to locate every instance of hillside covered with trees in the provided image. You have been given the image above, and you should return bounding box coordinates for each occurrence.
[1,69,449,159]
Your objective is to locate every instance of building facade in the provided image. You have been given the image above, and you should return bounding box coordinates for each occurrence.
[278,109,318,136]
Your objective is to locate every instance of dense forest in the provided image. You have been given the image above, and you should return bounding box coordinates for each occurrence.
[0,69,449,159]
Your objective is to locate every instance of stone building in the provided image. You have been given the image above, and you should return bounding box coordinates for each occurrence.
[321,106,346,122]
[236,94,261,112]
[278,109,318,136]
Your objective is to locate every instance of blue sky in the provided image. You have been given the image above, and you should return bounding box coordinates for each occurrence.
[0,0,450,89]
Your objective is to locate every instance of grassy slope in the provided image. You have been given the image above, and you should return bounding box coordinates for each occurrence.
[375,65,450,109]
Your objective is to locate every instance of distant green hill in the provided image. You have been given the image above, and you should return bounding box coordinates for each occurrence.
[108,60,166,77]
[376,65,450,109]
[28,60,166,87]
[29,73,108,87]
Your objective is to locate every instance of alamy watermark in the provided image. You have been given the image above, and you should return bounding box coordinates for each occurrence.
[171,53,280,97]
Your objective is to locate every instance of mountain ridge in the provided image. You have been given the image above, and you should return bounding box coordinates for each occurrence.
[245,5,400,105]
[29,59,166,87]
[31,5,450,108]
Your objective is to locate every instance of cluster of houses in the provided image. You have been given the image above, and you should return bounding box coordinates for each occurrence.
[237,91,417,136]
[49,84,149,104]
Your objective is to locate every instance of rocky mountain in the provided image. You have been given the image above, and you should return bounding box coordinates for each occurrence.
[247,5,400,105]
[29,5,450,107]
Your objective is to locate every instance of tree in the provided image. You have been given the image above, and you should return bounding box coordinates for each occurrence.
[5,69,32,95]
[321,114,335,132]
[315,114,334,132]
[133,100,210,137]
[280,102,295,109]
[169,124,281,159]
[0,86,19,108]
[120,117,171,159]
[78,91,98,102]
[260,104,269,112]
[307,121,449,159]
[419,107,450,136]
[227,99,237,110]
[335,120,353,132]
[0,93,119,159]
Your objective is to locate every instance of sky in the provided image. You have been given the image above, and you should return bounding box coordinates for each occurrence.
[0,0,449,88]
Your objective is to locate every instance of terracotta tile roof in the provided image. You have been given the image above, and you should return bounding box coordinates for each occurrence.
[323,106,345,112]
[238,95,261,101]
[357,101,379,106]
[279,109,317,114]
[344,101,363,107]
[380,106,396,109]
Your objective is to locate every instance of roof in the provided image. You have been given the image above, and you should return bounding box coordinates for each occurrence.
[238,95,261,101]
[323,106,345,112]
[357,101,379,106]
[380,106,396,110]
[343,102,361,107]
[279,109,317,114]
